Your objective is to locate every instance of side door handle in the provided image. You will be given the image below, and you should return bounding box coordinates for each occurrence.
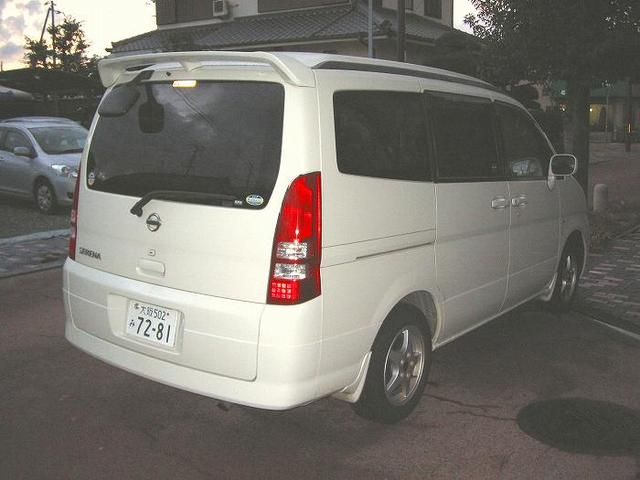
[511,194,528,207]
[491,196,509,210]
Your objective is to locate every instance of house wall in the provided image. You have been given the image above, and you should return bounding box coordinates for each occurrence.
[156,0,351,24]
[156,0,453,26]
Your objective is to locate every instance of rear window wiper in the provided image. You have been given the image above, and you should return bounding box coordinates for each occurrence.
[130,190,238,217]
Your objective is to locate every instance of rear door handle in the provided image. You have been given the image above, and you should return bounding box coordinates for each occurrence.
[511,194,528,207]
[491,196,508,209]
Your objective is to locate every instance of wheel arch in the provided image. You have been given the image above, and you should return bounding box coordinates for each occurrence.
[332,289,441,404]
[396,291,440,344]
[371,289,441,351]
[33,175,53,192]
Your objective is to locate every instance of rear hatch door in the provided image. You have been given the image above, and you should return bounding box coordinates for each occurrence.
[77,75,286,303]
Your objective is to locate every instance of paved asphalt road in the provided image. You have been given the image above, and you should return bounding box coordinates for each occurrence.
[1,269,639,480]
[0,196,69,239]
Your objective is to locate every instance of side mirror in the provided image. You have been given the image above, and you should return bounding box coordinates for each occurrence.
[13,146,34,158]
[550,154,577,176]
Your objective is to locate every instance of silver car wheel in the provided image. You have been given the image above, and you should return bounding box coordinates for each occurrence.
[36,182,54,213]
[383,325,425,406]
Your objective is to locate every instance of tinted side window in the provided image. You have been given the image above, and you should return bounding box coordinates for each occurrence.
[429,93,500,181]
[333,91,430,181]
[497,104,553,179]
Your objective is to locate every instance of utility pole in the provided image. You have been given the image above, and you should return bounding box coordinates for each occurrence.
[51,1,57,67]
[39,1,61,68]
[625,77,632,153]
[40,1,59,67]
[368,0,373,58]
[396,0,406,62]
[39,6,51,43]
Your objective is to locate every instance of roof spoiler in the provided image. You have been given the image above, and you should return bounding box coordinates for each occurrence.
[98,51,316,88]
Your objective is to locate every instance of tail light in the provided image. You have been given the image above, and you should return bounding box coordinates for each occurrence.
[268,172,322,305]
[68,166,81,260]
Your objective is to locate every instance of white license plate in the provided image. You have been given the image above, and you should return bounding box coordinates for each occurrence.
[126,301,179,348]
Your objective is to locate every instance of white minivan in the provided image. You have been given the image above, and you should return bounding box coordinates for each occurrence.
[63,51,588,423]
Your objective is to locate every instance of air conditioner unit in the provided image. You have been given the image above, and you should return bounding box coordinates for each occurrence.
[212,0,229,18]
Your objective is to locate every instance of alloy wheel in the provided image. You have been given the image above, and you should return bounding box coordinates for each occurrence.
[383,325,425,406]
[36,183,53,213]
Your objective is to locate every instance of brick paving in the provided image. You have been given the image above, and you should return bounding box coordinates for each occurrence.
[575,227,640,335]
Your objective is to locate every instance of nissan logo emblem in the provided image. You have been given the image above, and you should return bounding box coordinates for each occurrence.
[146,213,162,232]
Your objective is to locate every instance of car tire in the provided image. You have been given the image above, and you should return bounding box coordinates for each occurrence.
[353,304,432,424]
[548,245,580,313]
[34,179,58,214]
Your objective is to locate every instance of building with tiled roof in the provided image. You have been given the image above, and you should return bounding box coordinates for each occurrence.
[110,0,458,64]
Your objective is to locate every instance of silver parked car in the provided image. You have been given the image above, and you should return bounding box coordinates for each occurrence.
[0,117,88,213]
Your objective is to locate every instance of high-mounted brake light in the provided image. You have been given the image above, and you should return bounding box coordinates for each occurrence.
[268,173,322,305]
[68,165,81,260]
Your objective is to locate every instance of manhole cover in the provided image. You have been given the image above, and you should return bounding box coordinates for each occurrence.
[517,398,640,456]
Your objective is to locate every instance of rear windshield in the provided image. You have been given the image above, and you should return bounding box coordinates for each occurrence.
[87,81,285,208]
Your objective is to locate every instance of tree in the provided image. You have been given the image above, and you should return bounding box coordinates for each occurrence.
[51,16,90,73]
[24,16,90,73]
[465,0,640,195]
[24,38,49,69]
[426,31,484,78]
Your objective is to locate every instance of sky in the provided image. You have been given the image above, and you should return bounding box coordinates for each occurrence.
[0,0,475,71]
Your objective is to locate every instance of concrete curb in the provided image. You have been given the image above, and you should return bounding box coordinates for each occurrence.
[578,309,640,342]
[0,229,69,246]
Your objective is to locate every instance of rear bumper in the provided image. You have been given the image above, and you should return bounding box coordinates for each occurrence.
[63,259,324,410]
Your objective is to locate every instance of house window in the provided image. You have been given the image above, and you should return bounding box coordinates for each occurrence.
[424,0,442,19]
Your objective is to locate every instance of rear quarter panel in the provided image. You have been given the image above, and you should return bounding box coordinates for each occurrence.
[314,70,438,391]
